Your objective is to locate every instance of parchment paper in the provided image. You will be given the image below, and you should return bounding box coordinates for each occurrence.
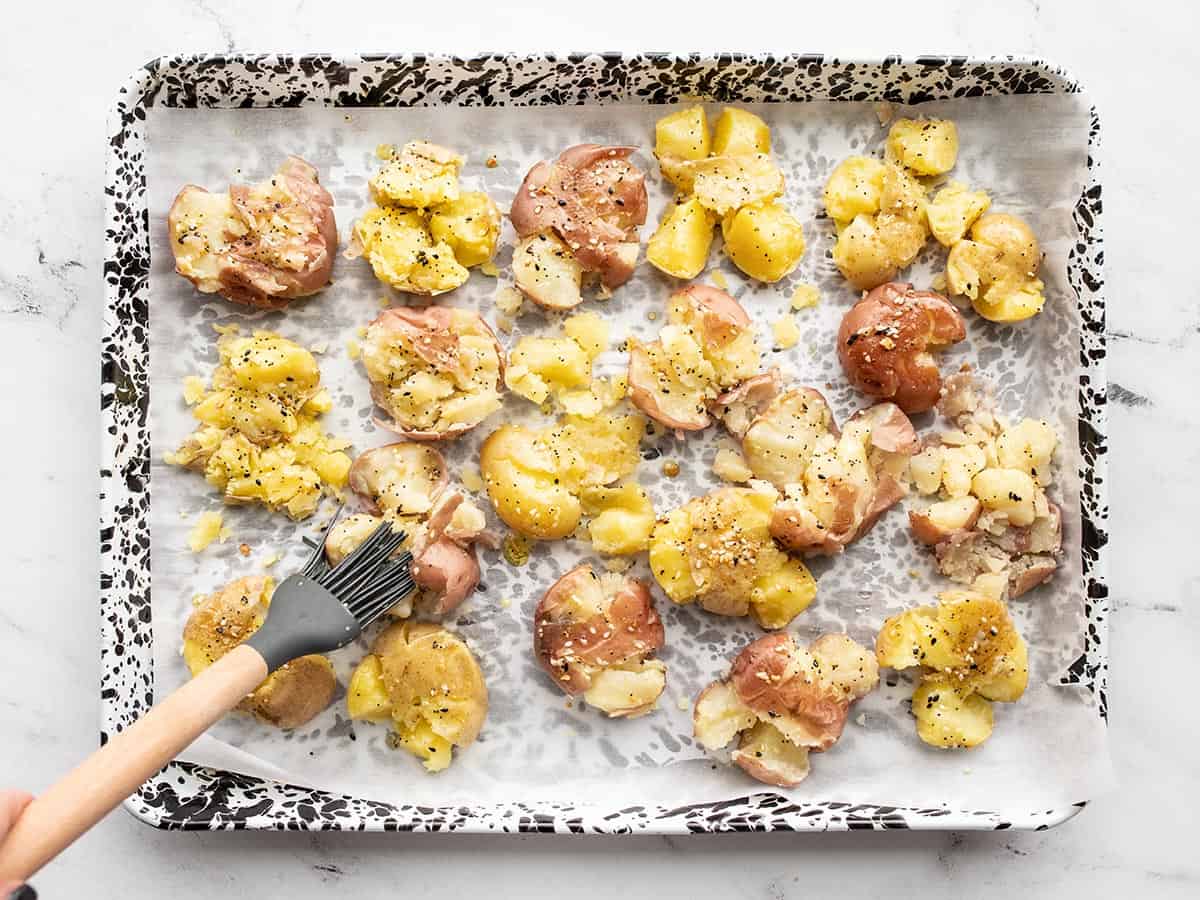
[145,94,1114,815]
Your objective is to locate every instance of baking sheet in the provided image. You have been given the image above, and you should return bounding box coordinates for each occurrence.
[145,95,1113,815]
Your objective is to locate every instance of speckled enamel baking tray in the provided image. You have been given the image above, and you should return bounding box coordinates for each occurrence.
[101,53,1107,833]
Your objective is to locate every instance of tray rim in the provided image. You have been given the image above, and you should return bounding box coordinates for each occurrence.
[100,51,1108,834]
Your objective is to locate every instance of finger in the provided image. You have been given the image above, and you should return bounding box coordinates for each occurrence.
[0,790,34,835]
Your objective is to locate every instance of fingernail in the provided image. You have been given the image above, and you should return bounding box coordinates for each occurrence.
[9,886,37,900]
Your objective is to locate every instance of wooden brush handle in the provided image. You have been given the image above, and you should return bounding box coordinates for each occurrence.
[0,643,268,882]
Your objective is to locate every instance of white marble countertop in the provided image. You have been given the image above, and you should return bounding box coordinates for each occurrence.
[1,0,1196,896]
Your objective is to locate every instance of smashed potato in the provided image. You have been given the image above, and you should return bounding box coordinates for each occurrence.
[650,106,803,282]
[826,160,929,291]
[946,213,1046,322]
[886,118,959,176]
[908,373,1061,598]
[927,181,991,247]
[348,621,487,772]
[361,306,504,440]
[348,141,500,296]
[168,156,337,309]
[329,442,490,617]
[510,144,648,305]
[837,282,966,414]
[480,412,645,540]
[581,483,656,556]
[649,486,816,629]
[183,576,336,729]
[505,311,609,407]
[694,632,878,787]
[165,328,351,520]
[876,587,1028,749]
[628,285,760,432]
[534,564,666,717]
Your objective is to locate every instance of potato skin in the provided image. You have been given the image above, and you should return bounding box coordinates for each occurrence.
[168,156,337,309]
[182,576,336,730]
[533,564,665,697]
[837,282,966,414]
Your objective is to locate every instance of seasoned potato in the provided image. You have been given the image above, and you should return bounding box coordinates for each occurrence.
[183,576,336,730]
[927,181,991,246]
[505,312,608,406]
[737,386,835,489]
[627,285,760,432]
[335,443,489,617]
[909,374,1062,596]
[534,564,666,717]
[649,486,816,629]
[581,483,656,556]
[655,104,712,191]
[511,232,586,310]
[361,306,504,440]
[837,282,966,413]
[720,201,806,282]
[165,328,351,520]
[694,632,878,787]
[427,191,502,268]
[348,621,487,772]
[828,162,929,291]
[711,107,771,157]
[946,213,1046,322]
[886,118,959,176]
[168,156,337,309]
[823,156,887,225]
[480,413,644,540]
[689,153,784,216]
[510,144,648,296]
[875,588,1027,750]
[348,141,500,295]
[646,196,717,279]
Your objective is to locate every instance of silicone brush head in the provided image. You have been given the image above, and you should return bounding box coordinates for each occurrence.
[246,516,414,671]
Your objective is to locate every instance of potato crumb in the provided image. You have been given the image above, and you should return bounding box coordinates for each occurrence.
[772,316,801,349]
[460,467,484,493]
[188,511,225,553]
[262,554,280,569]
[502,533,532,567]
[309,340,328,355]
[603,556,633,573]
[212,323,240,336]
[713,447,753,483]
[346,339,361,360]
[710,271,729,290]
[375,143,395,160]
[500,597,512,609]
[494,285,524,316]
[479,260,499,277]
[790,283,820,311]
[357,326,368,339]
[182,376,207,405]
[677,696,691,711]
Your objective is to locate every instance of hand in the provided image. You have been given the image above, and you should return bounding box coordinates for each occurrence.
[0,791,35,898]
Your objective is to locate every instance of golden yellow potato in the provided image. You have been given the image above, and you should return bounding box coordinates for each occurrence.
[971,468,1039,527]
[655,105,712,191]
[427,190,501,267]
[646,196,717,279]
[165,328,350,520]
[689,153,784,216]
[926,181,991,246]
[829,162,929,290]
[995,418,1058,485]
[351,206,469,295]
[581,483,656,556]
[886,118,959,176]
[348,621,487,772]
[912,678,994,749]
[480,413,644,540]
[370,141,463,208]
[823,156,886,224]
[649,487,817,629]
[504,312,608,406]
[720,201,806,282]
[711,107,771,157]
[183,576,337,730]
[511,232,585,310]
[946,213,1046,322]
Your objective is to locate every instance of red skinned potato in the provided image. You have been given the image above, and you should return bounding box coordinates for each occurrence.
[837,282,966,414]
[534,564,666,718]
[361,306,505,441]
[693,632,878,787]
[348,443,448,518]
[628,284,761,432]
[168,156,337,309]
[510,144,648,304]
[769,402,918,556]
